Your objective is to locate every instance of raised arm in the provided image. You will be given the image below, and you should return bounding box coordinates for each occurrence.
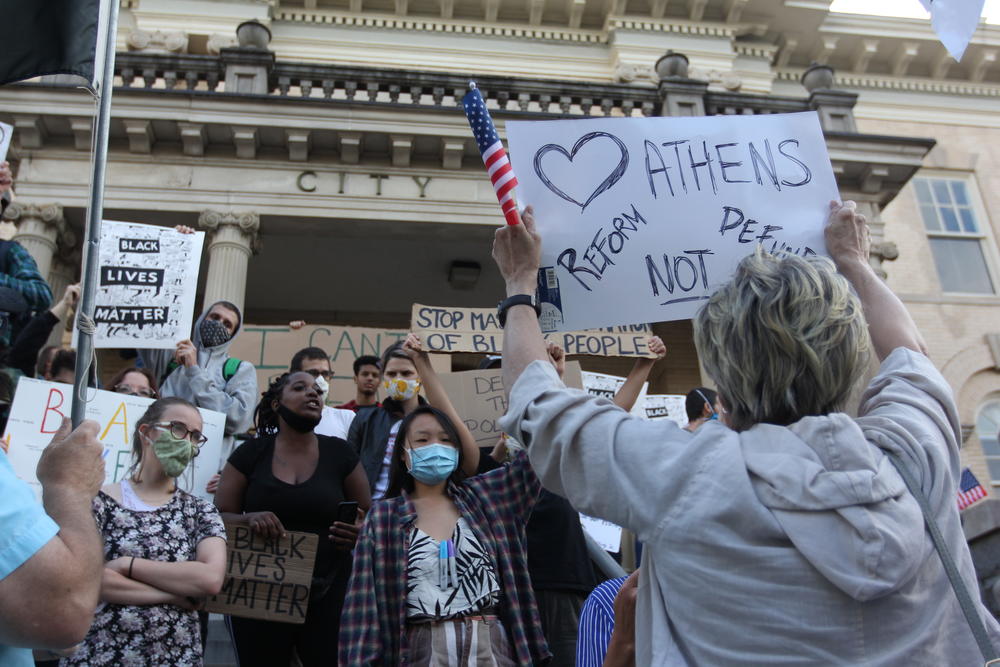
[403,333,479,476]
[825,200,927,360]
[613,336,666,412]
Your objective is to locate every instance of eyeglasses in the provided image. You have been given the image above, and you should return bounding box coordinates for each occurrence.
[151,421,208,447]
[303,369,332,381]
[115,384,157,399]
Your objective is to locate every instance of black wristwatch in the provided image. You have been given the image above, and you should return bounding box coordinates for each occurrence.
[497,293,540,327]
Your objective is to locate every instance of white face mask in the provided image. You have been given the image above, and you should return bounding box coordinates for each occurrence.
[314,374,329,405]
[384,377,420,401]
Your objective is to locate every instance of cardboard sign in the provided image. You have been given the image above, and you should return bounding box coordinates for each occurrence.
[229,324,409,405]
[205,521,317,624]
[2,377,224,501]
[643,394,688,426]
[506,112,839,331]
[411,303,655,357]
[437,362,583,447]
[0,121,12,163]
[92,221,205,349]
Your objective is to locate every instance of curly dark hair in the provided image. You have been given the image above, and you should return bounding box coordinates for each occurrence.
[254,372,292,436]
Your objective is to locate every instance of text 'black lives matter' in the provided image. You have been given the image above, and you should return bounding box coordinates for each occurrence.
[119,238,161,253]
[94,306,169,326]
[100,266,165,287]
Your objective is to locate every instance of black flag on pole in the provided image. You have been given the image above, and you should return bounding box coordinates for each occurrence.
[0,0,103,89]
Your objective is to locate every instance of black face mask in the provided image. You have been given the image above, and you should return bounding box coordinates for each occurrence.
[276,402,321,433]
[199,318,231,348]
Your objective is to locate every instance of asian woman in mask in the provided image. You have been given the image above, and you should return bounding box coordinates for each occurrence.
[214,370,372,666]
[340,336,549,666]
[60,397,227,667]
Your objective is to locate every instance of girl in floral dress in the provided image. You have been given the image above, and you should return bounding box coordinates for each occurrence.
[61,397,227,667]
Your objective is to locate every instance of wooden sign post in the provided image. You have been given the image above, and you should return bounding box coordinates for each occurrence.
[205,521,318,624]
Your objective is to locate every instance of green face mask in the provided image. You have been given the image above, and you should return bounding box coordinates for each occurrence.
[148,429,195,478]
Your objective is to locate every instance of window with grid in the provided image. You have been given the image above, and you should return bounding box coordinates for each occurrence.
[977,401,1000,484]
[914,177,995,294]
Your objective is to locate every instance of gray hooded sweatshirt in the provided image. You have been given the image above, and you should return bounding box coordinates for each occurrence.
[139,302,258,468]
[500,348,1000,665]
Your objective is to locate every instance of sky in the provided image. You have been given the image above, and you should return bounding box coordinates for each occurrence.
[829,0,1000,23]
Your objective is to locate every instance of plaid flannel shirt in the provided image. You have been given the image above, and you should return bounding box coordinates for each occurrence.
[0,242,52,346]
[340,449,550,665]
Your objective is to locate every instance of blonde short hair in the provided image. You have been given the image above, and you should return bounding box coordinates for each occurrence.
[693,247,870,432]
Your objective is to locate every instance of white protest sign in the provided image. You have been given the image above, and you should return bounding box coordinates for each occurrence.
[506,112,839,331]
[581,370,647,417]
[2,378,224,501]
[919,0,986,61]
[580,513,622,553]
[643,394,688,426]
[92,221,205,349]
[0,121,12,163]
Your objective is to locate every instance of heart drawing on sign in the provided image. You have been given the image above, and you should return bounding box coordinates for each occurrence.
[532,131,629,212]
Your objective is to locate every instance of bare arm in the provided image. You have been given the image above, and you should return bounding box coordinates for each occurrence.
[404,333,480,476]
[215,462,286,540]
[0,420,106,649]
[110,536,226,597]
[603,571,639,667]
[825,200,927,361]
[329,461,374,549]
[613,336,666,412]
[100,568,194,607]
[493,207,550,397]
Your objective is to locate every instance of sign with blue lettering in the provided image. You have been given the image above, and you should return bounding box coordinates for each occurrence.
[92,220,205,348]
[506,112,839,331]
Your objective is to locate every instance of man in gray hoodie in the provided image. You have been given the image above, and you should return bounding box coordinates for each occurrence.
[139,301,258,469]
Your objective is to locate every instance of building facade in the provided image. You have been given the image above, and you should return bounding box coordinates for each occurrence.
[2,0,1000,484]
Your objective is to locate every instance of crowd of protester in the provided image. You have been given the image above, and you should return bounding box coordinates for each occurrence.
[1,151,998,667]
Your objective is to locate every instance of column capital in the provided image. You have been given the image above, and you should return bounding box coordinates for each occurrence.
[2,201,64,225]
[198,210,260,235]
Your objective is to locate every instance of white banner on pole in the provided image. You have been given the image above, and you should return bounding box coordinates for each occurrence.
[0,121,12,163]
[92,221,205,349]
[506,112,839,332]
[2,377,224,501]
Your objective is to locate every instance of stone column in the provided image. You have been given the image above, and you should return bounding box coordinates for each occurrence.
[2,202,67,279]
[198,211,260,313]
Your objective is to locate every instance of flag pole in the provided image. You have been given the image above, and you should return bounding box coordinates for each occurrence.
[71,0,120,427]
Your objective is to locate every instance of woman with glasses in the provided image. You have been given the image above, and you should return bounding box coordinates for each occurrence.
[215,370,372,666]
[107,365,159,399]
[61,397,226,666]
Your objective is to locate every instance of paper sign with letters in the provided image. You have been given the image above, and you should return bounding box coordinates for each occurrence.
[581,370,648,417]
[93,221,205,349]
[0,121,12,163]
[643,394,688,426]
[205,521,318,624]
[580,513,622,553]
[506,112,839,331]
[2,377,224,501]
[411,303,654,358]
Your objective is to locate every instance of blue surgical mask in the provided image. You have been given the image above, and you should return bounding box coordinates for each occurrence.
[407,443,459,485]
[707,412,718,421]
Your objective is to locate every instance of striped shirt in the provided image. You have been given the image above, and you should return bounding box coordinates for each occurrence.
[0,241,52,346]
[576,577,627,667]
[340,449,550,665]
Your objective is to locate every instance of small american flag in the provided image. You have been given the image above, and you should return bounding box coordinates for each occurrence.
[958,468,988,511]
[462,83,520,226]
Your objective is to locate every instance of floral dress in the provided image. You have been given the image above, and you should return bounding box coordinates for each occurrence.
[61,489,226,667]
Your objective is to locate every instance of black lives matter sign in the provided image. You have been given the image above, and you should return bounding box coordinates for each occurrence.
[205,522,318,624]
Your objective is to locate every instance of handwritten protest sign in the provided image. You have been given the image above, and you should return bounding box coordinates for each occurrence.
[0,121,12,163]
[643,394,688,426]
[506,112,839,331]
[2,377,224,500]
[91,221,205,349]
[229,324,410,404]
[205,521,317,624]
[437,362,583,447]
[411,303,655,357]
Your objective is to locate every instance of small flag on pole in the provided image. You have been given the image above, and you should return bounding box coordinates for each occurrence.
[958,467,988,511]
[462,83,520,226]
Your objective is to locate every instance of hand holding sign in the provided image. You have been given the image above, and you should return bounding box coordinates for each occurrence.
[823,200,870,272]
[0,161,11,193]
[492,205,542,296]
[36,418,105,499]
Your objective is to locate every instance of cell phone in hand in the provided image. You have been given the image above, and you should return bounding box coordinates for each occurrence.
[335,501,359,524]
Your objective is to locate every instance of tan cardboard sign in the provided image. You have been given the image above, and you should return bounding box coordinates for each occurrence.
[205,522,318,624]
[437,362,582,447]
[411,303,655,357]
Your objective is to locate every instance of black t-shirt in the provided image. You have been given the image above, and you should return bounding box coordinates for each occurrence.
[477,446,598,594]
[228,434,360,577]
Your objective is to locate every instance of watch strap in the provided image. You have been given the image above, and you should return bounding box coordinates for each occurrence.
[497,294,540,327]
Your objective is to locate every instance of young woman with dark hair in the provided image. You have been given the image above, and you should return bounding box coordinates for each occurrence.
[214,370,372,666]
[340,336,549,666]
[61,397,226,666]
